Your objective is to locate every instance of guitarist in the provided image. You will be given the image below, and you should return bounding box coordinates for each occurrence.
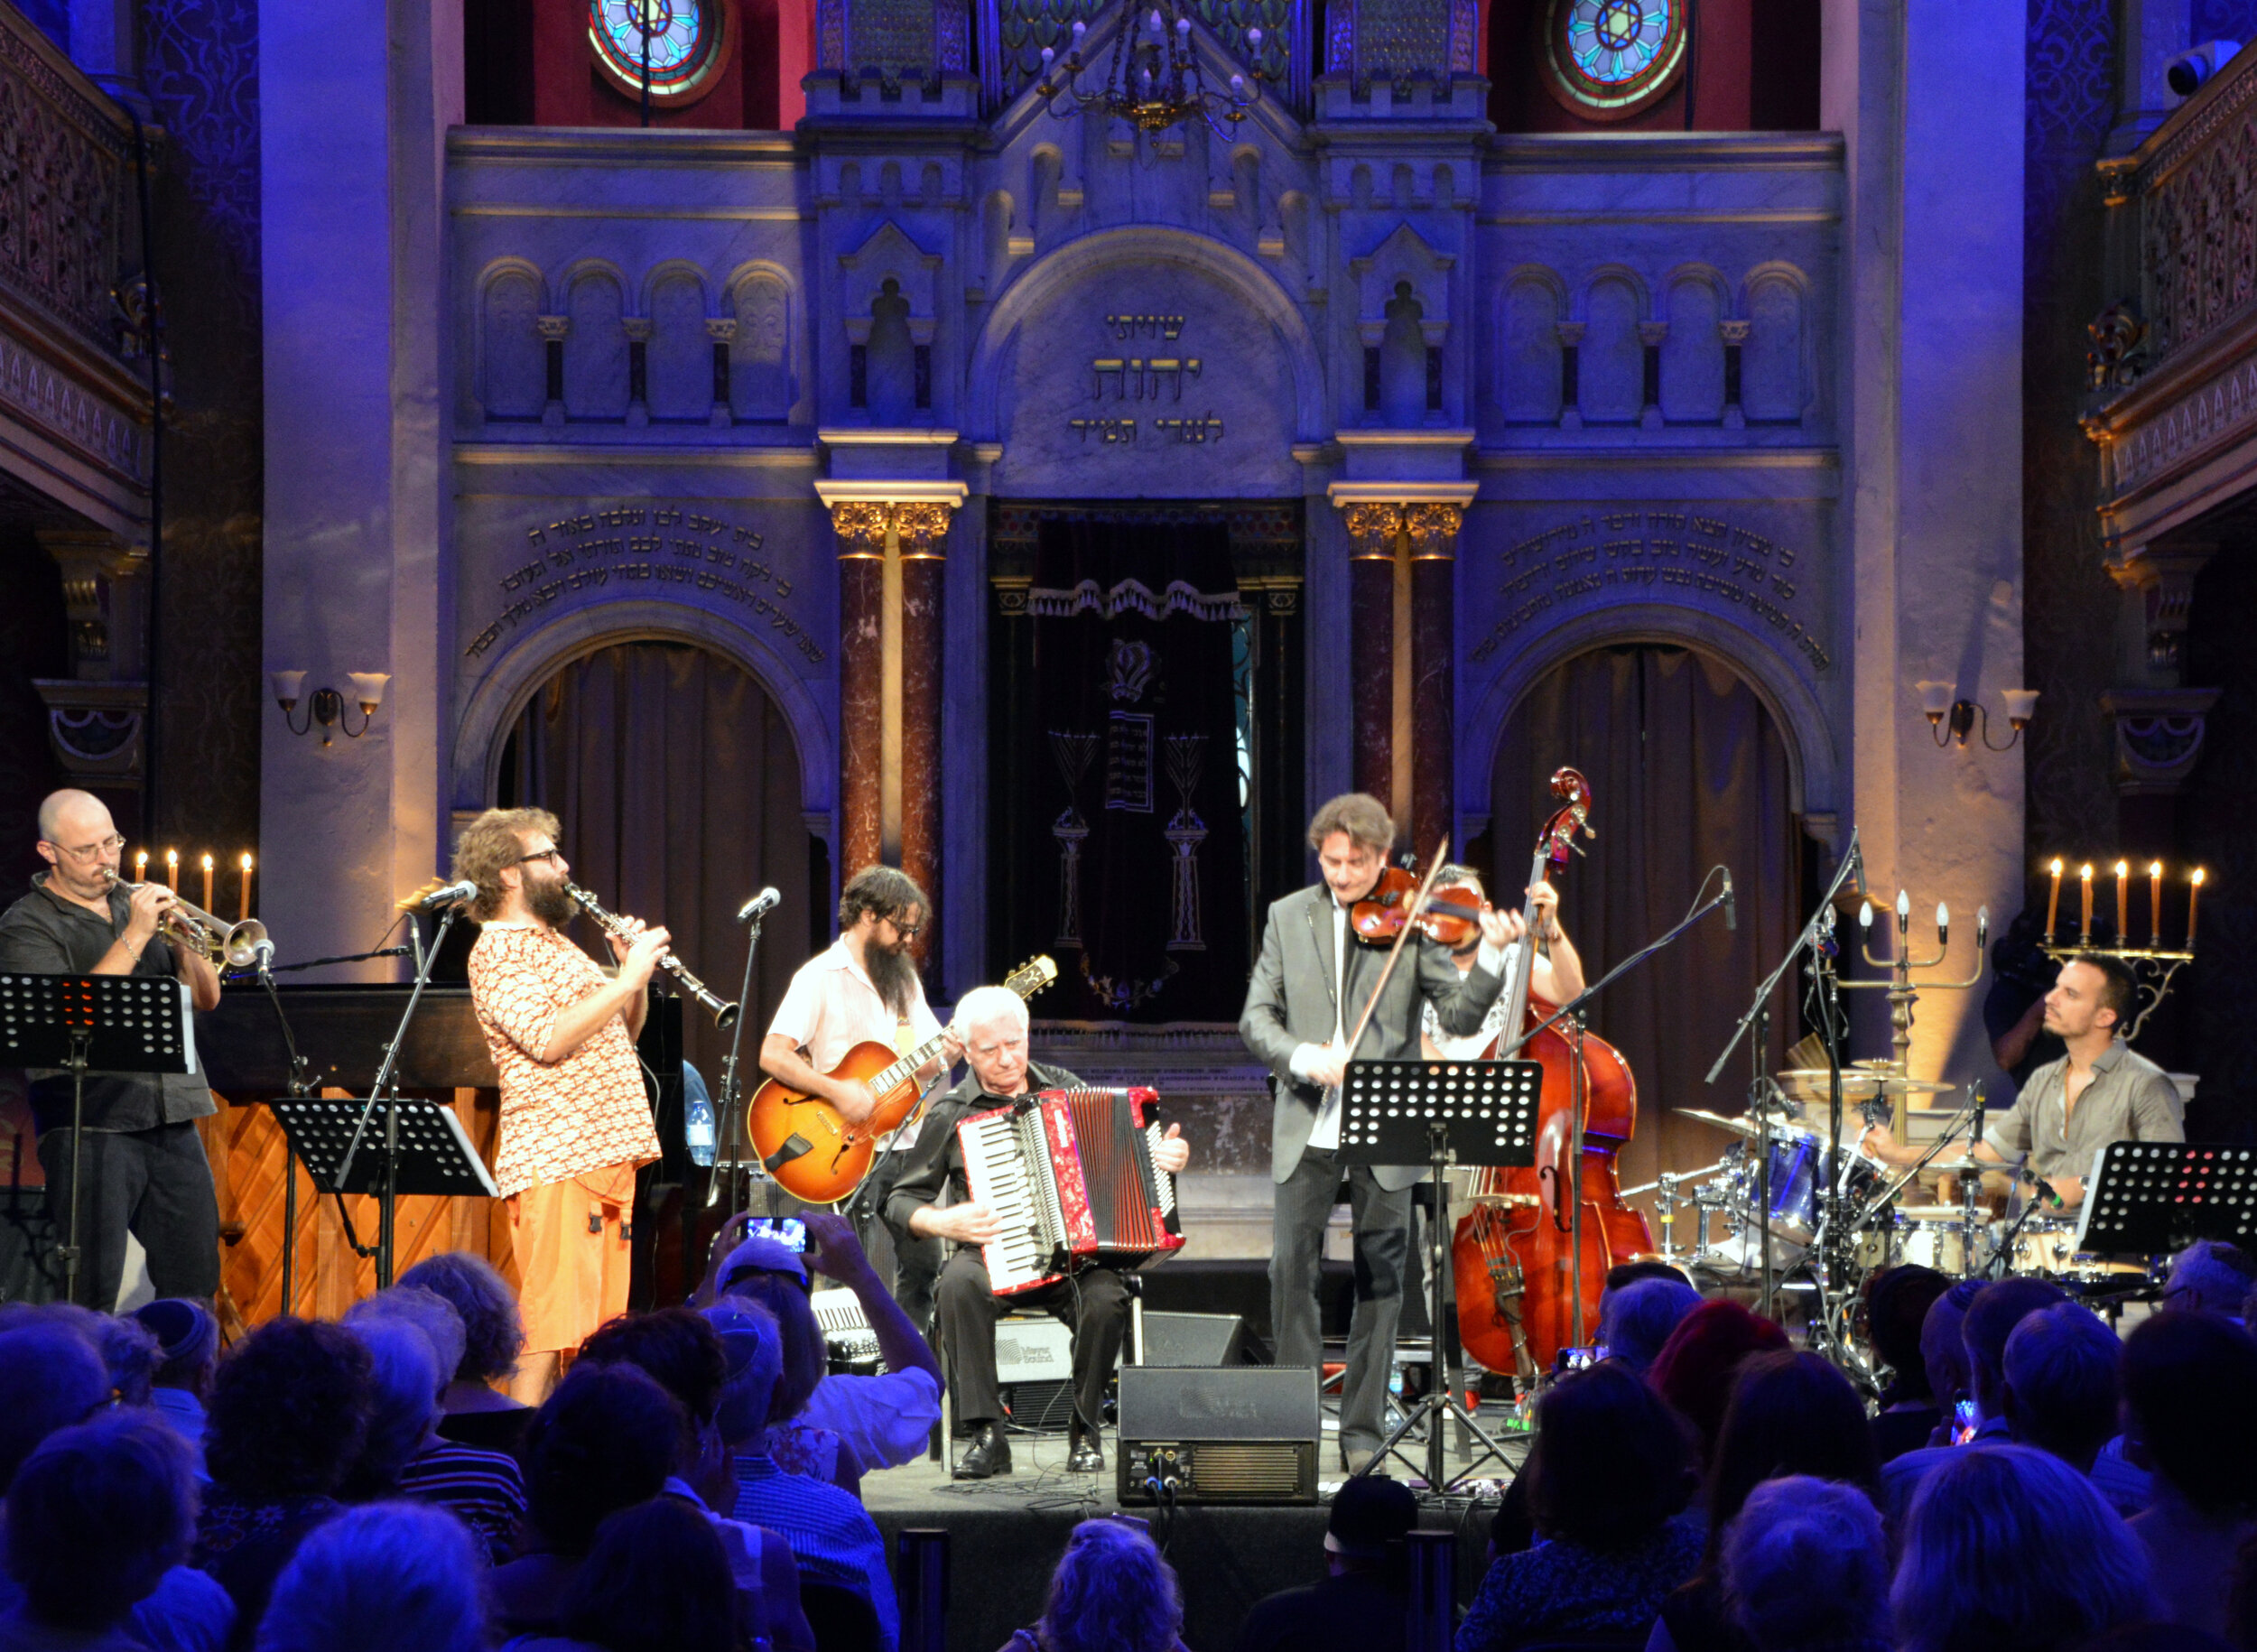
[759,866,961,1334]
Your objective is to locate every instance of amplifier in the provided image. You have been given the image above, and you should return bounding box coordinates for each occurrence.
[1115,1365,1321,1506]
[1136,1310,1249,1368]
[996,1314,1075,1384]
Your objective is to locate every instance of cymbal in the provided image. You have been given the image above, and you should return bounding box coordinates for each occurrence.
[1674,1107,1806,1142]
[1917,1157,1992,1175]
[1776,1069,1956,1100]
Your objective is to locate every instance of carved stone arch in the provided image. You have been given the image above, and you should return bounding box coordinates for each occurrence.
[453,601,835,815]
[1028,144,1065,241]
[1659,263,1730,422]
[961,224,1327,441]
[638,258,714,320]
[1569,262,1651,324]
[1738,262,1812,423]
[1351,220,1455,339]
[472,256,549,422]
[1461,606,1839,824]
[839,219,943,336]
[1574,264,1648,423]
[557,259,632,420]
[1495,263,1567,424]
[723,260,806,421]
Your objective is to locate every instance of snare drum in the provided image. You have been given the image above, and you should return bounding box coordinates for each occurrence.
[2011,1218,2150,1283]
[1895,1205,1988,1276]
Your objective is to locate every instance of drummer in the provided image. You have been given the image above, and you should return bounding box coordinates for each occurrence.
[1860,953,2181,1211]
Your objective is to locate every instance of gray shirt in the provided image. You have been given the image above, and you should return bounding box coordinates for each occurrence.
[1984,1038,2183,1183]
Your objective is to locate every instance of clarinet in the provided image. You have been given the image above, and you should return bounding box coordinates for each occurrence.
[564,882,740,1028]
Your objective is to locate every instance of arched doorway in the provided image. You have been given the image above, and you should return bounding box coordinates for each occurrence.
[1487,645,1809,1202]
[494,640,816,1088]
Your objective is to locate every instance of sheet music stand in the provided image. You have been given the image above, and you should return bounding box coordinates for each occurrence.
[1338,1056,1544,1490]
[0,973,196,1304]
[2075,1141,2257,1258]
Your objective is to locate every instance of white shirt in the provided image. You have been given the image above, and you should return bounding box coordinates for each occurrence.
[798,1367,943,1471]
[766,939,943,1150]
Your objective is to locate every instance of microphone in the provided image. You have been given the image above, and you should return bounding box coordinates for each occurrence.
[737,887,783,923]
[413,879,478,913]
[1722,869,1737,932]
[1969,1080,1987,1157]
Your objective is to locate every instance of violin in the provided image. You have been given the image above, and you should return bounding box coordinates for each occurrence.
[1350,865,1490,949]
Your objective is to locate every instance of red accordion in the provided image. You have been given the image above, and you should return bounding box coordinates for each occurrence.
[958,1086,1185,1295]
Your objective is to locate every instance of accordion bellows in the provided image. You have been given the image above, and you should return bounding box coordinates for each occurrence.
[960,1086,1185,1294]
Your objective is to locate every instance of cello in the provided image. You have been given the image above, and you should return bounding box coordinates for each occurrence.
[1450,767,1654,1381]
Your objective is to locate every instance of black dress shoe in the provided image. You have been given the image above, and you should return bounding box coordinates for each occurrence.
[1066,1434,1105,1473]
[953,1423,1013,1480]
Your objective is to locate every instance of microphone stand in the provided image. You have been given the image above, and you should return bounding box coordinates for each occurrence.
[1705,829,1864,1320]
[248,945,318,1310]
[708,905,766,1221]
[1498,879,1733,1350]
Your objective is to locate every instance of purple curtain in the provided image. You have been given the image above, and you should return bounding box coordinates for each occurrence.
[1489,645,1800,1201]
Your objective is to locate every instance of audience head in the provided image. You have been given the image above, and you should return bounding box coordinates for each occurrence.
[1606,1258,1695,1293]
[1039,1517,1184,1652]
[1865,1264,1951,1403]
[1893,1444,2154,1652]
[133,1299,221,1397]
[578,1305,729,1428]
[1649,1299,1790,1460]
[6,1410,197,1629]
[717,1237,824,1425]
[1323,1474,1416,1576]
[339,1317,443,1497]
[343,1287,467,1396]
[1962,1276,2067,1423]
[2121,1308,2257,1519]
[2000,1302,2122,1471]
[2165,1239,2257,1317]
[206,1317,375,1500]
[1920,1278,1987,1418]
[41,1303,160,1406]
[1723,1476,1889,1652]
[1599,1276,1704,1375]
[394,1250,527,1388]
[558,1497,737,1652]
[1704,1350,1880,1558]
[255,1500,485,1652]
[705,1300,785,1447]
[1526,1360,1694,1552]
[0,1318,109,1491]
[523,1362,683,1555]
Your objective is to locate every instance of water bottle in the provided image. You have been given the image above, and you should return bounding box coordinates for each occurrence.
[683,1061,716,1168]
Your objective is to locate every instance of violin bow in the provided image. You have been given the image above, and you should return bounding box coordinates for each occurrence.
[1342,835,1452,1062]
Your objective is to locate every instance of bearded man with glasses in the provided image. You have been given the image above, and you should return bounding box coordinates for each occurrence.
[0,789,222,1307]
[455,806,669,1401]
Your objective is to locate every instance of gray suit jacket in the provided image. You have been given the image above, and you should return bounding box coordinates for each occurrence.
[1240,883,1507,1192]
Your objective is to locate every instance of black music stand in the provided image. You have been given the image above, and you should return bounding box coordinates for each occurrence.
[1339,1056,1543,1490]
[0,973,195,1305]
[272,1098,496,1200]
[2074,1141,2257,1258]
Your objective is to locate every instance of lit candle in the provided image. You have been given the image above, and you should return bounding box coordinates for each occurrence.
[2046,858,2063,944]
[2078,863,2093,943]
[1937,902,1950,948]
[2114,859,2129,946]
[2150,861,2163,949]
[239,853,253,922]
[2190,868,2206,948]
[165,849,179,893]
[1896,889,1910,933]
[201,853,213,915]
[135,849,148,883]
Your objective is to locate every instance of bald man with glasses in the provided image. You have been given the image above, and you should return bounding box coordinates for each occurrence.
[0,789,221,1306]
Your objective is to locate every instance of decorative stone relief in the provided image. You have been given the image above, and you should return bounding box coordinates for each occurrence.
[0,15,134,351]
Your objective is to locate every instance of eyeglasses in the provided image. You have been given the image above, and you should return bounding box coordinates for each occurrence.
[46,833,125,863]
[517,849,562,868]
[887,916,924,940]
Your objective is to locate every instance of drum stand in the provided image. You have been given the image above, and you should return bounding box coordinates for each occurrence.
[1620,1160,1729,1269]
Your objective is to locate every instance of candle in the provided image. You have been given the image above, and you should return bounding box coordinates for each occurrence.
[134,849,148,883]
[164,849,178,893]
[2079,863,2093,943]
[200,854,213,915]
[1937,902,1950,947]
[2114,859,2129,945]
[1896,889,1910,933]
[2190,868,2206,948]
[239,854,253,922]
[2150,862,2163,949]
[2046,858,2064,944]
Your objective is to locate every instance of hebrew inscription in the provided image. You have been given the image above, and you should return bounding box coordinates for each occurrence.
[1073,318,1224,445]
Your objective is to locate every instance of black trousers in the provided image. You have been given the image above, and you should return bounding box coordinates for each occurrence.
[39,1120,221,1309]
[935,1248,1127,1437]
[853,1149,942,1340]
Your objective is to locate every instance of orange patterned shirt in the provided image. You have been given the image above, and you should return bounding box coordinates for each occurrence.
[468,923,661,1199]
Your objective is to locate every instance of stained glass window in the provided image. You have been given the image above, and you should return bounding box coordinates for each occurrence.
[589,0,725,101]
[1544,0,1685,119]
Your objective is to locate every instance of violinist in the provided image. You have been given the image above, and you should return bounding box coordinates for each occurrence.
[1240,793,1526,1473]
[1418,865,1586,1061]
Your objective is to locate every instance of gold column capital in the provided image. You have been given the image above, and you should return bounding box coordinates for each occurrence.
[1340,501,1404,558]
[1405,502,1463,560]
[892,501,955,557]
[829,501,893,555]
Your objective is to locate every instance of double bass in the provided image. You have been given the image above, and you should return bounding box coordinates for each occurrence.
[1450,767,1654,1381]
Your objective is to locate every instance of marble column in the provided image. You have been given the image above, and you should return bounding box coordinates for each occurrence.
[1343,503,1400,815]
[831,502,889,881]
[1407,504,1461,862]
[896,502,952,969]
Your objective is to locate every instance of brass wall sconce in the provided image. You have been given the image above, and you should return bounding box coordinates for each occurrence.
[272,671,389,746]
[1918,682,2038,750]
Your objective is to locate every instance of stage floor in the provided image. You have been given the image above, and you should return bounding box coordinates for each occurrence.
[861,1424,1522,1651]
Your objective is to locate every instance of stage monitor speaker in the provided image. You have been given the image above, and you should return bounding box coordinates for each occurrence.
[1115,1365,1320,1506]
[1136,1310,1248,1368]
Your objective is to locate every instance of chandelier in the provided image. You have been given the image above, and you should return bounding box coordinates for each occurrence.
[1036,0,1264,142]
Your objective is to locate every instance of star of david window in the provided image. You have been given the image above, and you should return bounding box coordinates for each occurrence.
[1543,0,1686,121]
[589,0,731,105]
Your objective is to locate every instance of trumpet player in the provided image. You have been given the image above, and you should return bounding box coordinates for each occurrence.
[456,807,665,1401]
[0,790,221,1308]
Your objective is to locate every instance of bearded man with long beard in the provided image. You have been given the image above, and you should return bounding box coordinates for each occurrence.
[758,866,960,1335]
[458,807,668,1401]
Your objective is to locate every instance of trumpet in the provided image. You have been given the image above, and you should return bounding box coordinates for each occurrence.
[564,882,739,1028]
[102,869,271,970]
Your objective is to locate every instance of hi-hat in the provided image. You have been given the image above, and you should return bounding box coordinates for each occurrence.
[1675,1107,1807,1142]
[1776,1069,1956,1102]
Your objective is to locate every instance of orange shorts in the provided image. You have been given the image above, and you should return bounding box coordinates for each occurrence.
[509,1162,636,1356]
